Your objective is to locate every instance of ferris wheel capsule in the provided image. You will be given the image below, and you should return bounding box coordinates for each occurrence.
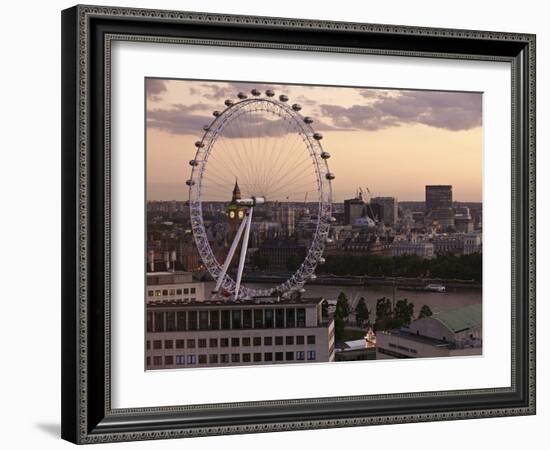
[194,141,205,148]
[325,172,335,180]
[213,110,221,117]
[251,88,261,96]
[203,125,210,131]
[292,104,302,111]
[237,92,248,99]
[185,179,195,186]
[321,151,331,159]
[318,257,326,264]
[326,238,334,244]
[279,94,289,102]
[189,160,199,167]
[313,132,323,140]
[224,99,234,107]
[304,116,314,124]
[309,274,317,280]
[265,89,275,97]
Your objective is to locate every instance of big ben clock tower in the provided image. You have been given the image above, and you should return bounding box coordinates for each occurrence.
[227,178,245,242]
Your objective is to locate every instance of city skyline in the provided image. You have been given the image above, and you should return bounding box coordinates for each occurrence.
[146,79,483,203]
[145,78,483,371]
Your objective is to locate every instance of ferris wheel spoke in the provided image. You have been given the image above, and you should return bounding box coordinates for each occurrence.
[270,177,317,195]
[262,119,298,195]
[218,116,251,184]
[201,176,238,196]
[266,147,314,196]
[213,136,255,190]
[264,133,306,195]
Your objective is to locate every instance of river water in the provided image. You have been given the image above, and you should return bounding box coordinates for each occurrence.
[204,281,481,316]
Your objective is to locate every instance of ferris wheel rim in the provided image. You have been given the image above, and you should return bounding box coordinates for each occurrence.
[188,94,332,299]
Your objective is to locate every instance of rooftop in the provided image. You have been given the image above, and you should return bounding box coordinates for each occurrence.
[379,329,452,347]
[147,296,324,309]
[146,271,196,285]
[147,271,195,276]
[432,303,482,333]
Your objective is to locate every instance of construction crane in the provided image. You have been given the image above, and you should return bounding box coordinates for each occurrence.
[362,186,379,224]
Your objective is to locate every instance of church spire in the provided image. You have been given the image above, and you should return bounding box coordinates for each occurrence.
[232,178,241,202]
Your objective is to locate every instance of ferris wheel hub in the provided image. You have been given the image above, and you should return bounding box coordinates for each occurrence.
[236,196,265,207]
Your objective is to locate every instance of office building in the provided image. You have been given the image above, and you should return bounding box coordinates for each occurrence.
[425,185,454,230]
[145,297,335,369]
[371,196,398,226]
[425,185,453,212]
[146,271,206,304]
[343,195,365,225]
[454,206,474,233]
[274,203,296,237]
[377,304,482,359]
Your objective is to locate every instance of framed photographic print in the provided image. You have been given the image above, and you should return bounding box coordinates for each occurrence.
[61,4,536,444]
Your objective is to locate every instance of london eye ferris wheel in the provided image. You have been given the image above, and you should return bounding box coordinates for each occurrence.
[186,88,334,300]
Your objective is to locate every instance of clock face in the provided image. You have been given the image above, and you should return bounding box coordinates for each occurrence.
[238,210,245,219]
[229,211,235,219]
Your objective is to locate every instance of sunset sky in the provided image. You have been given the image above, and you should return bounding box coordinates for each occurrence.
[146,78,482,203]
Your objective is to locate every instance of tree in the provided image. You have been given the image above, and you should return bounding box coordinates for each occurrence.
[418,304,433,319]
[355,297,370,327]
[316,253,482,282]
[286,254,301,271]
[335,292,351,320]
[334,317,346,342]
[321,299,329,320]
[393,298,415,327]
[374,297,393,330]
[252,252,270,270]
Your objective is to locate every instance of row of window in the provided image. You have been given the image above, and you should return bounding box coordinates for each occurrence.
[147,350,317,367]
[147,307,307,333]
[388,342,418,354]
[148,288,197,297]
[146,335,317,350]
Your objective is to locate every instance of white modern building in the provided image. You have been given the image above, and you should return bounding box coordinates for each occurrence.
[146,271,206,304]
[376,304,482,359]
[145,297,335,369]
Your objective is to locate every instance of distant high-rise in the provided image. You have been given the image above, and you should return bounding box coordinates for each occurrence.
[274,203,296,237]
[425,185,453,212]
[344,194,365,225]
[371,196,398,226]
[425,185,454,230]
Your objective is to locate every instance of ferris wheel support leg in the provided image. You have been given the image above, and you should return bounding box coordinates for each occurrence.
[234,207,254,300]
[214,214,249,294]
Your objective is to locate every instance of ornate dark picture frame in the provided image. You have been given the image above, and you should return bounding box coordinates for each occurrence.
[61,4,536,444]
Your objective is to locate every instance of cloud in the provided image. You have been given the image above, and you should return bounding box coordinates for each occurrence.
[148,104,312,138]
[148,82,481,137]
[147,104,211,135]
[320,90,482,132]
[200,82,260,101]
[146,79,168,101]
[358,89,392,99]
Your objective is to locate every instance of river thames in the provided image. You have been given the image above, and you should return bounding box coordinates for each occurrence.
[204,281,482,316]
